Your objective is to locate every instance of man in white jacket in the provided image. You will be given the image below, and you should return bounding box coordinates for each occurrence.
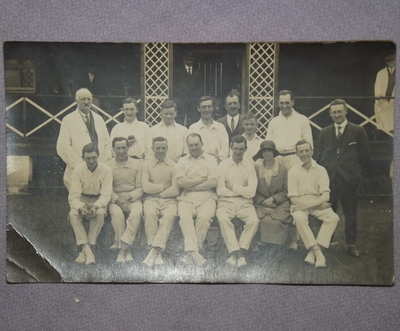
[266,90,313,170]
[57,88,111,190]
[110,97,150,159]
[374,52,395,133]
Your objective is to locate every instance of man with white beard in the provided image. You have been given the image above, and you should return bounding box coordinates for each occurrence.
[57,88,111,189]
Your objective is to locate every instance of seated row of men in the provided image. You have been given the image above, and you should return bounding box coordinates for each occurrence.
[69,134,339,269]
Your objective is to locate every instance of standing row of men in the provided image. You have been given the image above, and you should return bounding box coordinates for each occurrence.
[57,87,370,267]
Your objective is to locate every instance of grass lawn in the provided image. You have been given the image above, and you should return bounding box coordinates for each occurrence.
[7,191,393,284]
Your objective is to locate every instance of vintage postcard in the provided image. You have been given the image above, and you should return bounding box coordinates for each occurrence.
[4,41,394,284]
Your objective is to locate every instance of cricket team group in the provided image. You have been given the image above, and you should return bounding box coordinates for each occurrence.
[56,87,369,269]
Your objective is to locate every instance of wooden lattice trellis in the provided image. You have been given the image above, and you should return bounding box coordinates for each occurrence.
[248,43,277,138]
[144,43,170,126]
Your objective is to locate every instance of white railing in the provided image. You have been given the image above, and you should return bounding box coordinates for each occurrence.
[308,101,393,137]
[6,97,124,138]
[6,97,393,139]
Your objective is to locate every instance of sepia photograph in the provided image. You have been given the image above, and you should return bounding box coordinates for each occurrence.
[5,41,394,284]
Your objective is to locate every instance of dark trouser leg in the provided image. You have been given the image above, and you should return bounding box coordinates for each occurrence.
[330,178,340,213]
[340,185,358,245]
[329,178,340,245]
[175,97,186,126]
[333,176,359,246]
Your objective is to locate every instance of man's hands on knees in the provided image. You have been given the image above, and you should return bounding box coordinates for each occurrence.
[262,197,276,208]
[79,204,95,217]
[79,203,103,217]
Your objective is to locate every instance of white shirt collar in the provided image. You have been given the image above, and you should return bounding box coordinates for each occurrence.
[77,107,91,118]
[85,163,100,173]
[149,156,173,166]
[229,157,247,166]
[188,152,206,160]
[301,159,317,170]
[279,108,297,119]
[198,119,217,129]
[227,114,239,120]
[243,133,260,142]
[124,118,138,125]
[387,66,395,74]
[159,120,176,128]
[113,157,131,167]
[335,119,348,129]
[227,114,239,128]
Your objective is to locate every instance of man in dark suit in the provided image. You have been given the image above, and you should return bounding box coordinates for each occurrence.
[79,67,105,96]
[78,67,106,107]
[217,90,245,143]
[174,55,202,126]
[317,99,370,257]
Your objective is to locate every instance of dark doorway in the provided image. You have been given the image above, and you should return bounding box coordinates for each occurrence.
[172,43,246,126]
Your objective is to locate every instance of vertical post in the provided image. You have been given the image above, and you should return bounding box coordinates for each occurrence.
[248,42,277,138]
[242,44,250,114]
[140,44,145,120]
[273,44,280,116]
[22,97,27,136]
[143,42,170,126]
[168,43,174,98]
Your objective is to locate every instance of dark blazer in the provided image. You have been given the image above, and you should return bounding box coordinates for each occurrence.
[217,114,245,141]
[317,122,370,186]
[79,73,105,95]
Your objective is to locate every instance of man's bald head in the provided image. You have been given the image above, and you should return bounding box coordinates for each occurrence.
[75,88,93,113]
[75,88,93,100]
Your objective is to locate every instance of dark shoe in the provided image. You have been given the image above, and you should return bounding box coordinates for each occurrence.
[347,245,360,257]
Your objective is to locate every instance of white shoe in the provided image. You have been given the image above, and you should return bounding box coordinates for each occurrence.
[314,250,327,268]
[288,241,298,250]
[75,250,86,264]
[192,252,206,266]
[116,250,126,263]
[237,256,247,268]
[125,252,133,262]
[143,249,157,267]
[181,254,194,265]
[110,242,120,250]
[304,250,315,265]
[226,255,237,267]
[154,254,164,265]
[84,248,96,265]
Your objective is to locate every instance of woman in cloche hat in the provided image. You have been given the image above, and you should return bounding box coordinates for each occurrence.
[253,140,295,251]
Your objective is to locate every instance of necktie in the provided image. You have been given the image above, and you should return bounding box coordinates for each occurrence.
[83,111,98,145]
[386,67,395,97]
[231,116,235,132]
[337,125,342,138]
